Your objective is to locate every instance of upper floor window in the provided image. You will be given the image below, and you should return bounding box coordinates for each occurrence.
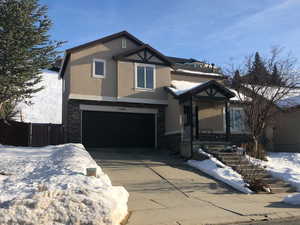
[135,63,155,90]
[230,107,247,132]
[93,59,106,78]
[121,39,127,48]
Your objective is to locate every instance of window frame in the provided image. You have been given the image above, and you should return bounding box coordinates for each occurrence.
[229,107,247,133]
[134,63,156,90]
[92,58,106,78]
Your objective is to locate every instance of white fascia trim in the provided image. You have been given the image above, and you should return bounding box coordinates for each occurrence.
[117,96,167,104]
[171,68,223,77]
[164,130,181,136]
[69,94,168,105]
[80,104,158,114]
[58,52,67,77]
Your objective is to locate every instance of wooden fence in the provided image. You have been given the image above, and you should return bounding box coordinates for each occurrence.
[0,120,64,147]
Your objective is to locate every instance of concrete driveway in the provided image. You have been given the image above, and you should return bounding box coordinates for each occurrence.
[90,148,300,225]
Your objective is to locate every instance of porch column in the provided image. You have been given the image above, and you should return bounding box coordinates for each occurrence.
[195,105,199,140]
[190,96,194,158]
[225,100,231,141]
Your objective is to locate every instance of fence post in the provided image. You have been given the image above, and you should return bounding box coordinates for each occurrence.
[29,123,32,146]
[62,125,64,144]
[48,124,51,146]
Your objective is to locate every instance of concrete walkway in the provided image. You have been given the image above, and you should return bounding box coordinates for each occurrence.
[90,149,300,225]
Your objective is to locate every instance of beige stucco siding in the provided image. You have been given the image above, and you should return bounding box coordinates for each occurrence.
[273,109,300,152]
[117,61,171,100]
[197,101,225,132]
[165,97,249,135]
[165,94,181,133]
[69,37,140,97]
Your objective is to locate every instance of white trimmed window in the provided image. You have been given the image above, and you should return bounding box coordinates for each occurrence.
[93,59,106,78]
[135,63,155,90]
[230,107,246,132]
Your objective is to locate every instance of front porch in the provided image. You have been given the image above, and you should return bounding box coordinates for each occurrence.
[170,80,249,158]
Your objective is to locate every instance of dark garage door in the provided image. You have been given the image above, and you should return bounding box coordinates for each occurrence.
[82,111,155,148]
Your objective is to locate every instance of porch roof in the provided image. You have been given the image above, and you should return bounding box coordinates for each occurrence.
[165,80,236,101]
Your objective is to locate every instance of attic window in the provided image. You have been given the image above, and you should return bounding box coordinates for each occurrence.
[121,39,127,48]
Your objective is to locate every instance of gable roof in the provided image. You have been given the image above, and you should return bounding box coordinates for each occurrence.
[167,56,200,64]
[165,80,236,100]
[59,30,223,79]
[59,31,144,77]
[113,44,173,66]
[66,30,144,53]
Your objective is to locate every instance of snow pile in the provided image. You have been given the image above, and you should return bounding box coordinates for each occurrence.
[243,85,300,108]
[0,144,128,225]
[169,80,206,95]
[249,152,300,205]
[187,149,253,194]
[16,70,62,124]
[276,90,300,108]
[175,68,223,77]
[168,80,248,101]
[249,152,300,190]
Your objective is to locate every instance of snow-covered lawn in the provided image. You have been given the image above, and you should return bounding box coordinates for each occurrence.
[16,69,62,124]
[187,150,253,194]
[249,152,300,205]
[0,144,128,225]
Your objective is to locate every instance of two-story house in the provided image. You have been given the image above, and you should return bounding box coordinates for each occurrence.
[59,31,249,157]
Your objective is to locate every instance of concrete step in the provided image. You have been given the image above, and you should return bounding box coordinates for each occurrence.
[221,158,249,163]
[202,149,295,194]
[218,155,244,160]
[237,169,267,178]
[215,152,239,156]
[270,186,296,193]
[261,177,286,185]
[230,165,263,171]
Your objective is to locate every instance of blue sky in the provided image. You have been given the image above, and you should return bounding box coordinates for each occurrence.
[41,0,300,68]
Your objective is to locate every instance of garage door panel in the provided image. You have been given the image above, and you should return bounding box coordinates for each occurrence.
[82,111,155,148]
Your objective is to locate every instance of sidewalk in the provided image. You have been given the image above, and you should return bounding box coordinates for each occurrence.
[91,149,300,225]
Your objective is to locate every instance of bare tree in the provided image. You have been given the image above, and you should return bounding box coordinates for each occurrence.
[227,47,300,159]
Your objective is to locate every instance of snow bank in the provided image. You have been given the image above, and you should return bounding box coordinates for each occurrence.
[187,149,253,194]
[284,193,300,205]
[167,80,247,101]
[249,152,300,205]
[277,93,300,108]
[169,80,206,95]
[16,70,62,124]
[0,144,128,225]
[175,68,223,77]
[249,152,300,191]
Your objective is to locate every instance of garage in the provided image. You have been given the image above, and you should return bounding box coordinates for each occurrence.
[82,110,156,148]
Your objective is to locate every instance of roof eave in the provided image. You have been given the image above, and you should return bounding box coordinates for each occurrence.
[66,30,144,54]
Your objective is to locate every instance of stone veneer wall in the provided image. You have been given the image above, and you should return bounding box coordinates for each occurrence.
[65,99,166,148]
[162,133,181,153]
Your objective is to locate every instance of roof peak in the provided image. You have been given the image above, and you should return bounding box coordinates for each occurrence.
[66,30,144,53]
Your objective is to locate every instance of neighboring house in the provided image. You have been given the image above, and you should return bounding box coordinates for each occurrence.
[267,89,300,152]
[16,70,62,124]
[59,31,250,154]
